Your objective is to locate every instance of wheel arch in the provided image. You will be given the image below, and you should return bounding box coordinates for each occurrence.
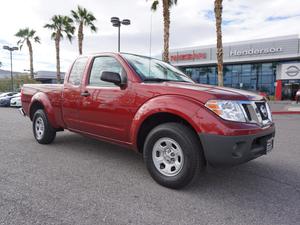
[29,92,59,128]
[29,101,45,120]
[135,112,202,154]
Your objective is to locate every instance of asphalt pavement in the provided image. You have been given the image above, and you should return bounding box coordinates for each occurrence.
[0,108,299,225]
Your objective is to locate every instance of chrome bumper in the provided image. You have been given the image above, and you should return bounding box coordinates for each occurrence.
[18,108,26,117]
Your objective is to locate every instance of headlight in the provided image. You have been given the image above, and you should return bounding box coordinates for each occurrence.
[205,100,246,122]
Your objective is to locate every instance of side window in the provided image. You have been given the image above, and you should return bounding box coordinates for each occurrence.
[68,57,88,85]
[89,56,124,87]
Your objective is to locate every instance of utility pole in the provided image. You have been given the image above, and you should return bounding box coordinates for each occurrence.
[110,17,131,52]
[3,45,18,91]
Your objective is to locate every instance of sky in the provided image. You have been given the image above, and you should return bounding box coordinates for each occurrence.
[0,0,300,73]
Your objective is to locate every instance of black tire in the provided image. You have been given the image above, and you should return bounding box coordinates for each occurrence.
[32,109,56,144]
[143,122,205,189]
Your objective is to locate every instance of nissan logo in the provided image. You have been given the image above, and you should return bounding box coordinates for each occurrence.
[286,65,300,77]
[260,105,268,118]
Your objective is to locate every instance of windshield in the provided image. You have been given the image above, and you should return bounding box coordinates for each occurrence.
[122,53,194,83]
[12,93,21,97]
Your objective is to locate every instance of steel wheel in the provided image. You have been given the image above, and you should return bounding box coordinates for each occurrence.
[35,117,45,140]
[152,137,184,177]
[32,109,56,144]
[144,122,205,189]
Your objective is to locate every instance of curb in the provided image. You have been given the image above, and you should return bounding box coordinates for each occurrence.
[272,111,300,115]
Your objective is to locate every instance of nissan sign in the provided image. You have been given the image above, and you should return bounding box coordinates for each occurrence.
[279,63,300,80]
[170,52,207,62]
[230,47,283,57]
[286,65,300,77]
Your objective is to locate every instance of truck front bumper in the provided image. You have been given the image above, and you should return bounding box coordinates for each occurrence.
[199,124,275,167]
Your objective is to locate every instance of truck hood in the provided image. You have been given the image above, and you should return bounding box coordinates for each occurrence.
[148,81,265,103]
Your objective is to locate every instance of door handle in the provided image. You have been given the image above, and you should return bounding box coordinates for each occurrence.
[81,91,90,97]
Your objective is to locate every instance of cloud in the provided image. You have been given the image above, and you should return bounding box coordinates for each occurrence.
[0,0,299,73]
[204,10,215,21]
[266,15,300,22]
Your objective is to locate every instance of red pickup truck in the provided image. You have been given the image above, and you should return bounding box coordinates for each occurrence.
[20,53,275,189]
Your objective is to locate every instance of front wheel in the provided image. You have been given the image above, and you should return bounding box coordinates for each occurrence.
[32,109,56,144]
[143,122,205,189]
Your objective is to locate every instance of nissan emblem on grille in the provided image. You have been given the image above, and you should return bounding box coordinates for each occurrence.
[260,105,268,118]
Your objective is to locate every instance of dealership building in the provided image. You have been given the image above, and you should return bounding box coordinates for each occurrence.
[34,71,65,83]
[170,35,300,100]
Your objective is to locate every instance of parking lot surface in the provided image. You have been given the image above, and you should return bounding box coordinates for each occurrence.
[0,108,299,225]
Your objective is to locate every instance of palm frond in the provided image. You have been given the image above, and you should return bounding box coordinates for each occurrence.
[17,39,25,45]
[34,36,41,43]
[151,0,159,11]
[15,28,28,38]
[71,10,79,21]
[15,27,40,50]
[170,0,177,7]
[51,32,57,40]
[66,33,73,42]
[71,5,98,32]
[44,23,56,30]
[90,24,97,32]
[29,30,35,37]
[45,15,74,42]
[17,39,24,50]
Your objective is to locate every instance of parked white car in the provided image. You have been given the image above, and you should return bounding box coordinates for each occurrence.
[10,93,21,107]
[0,92,18,99]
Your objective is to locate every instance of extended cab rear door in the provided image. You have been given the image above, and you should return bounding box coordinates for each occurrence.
[62,57,89,130]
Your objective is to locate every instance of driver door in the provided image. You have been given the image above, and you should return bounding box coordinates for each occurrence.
[78,56,133,143]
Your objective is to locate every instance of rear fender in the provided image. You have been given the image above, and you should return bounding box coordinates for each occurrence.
[29,92,59,128]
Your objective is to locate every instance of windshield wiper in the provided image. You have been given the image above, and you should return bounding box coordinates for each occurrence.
[143,78,172,82]
[143,78,191,83]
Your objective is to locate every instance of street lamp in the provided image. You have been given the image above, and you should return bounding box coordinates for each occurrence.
[110,17,131,52]
[2,45,18,91]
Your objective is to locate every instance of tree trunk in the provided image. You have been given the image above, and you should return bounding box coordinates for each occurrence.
[55,32,61,83]
[215,0,224,87]
[162,0,170,62]
[78,22,84,55]
[27,39,34,79]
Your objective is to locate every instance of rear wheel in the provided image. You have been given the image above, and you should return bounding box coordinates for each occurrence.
[32,109,56,144]
[143,122,205,189]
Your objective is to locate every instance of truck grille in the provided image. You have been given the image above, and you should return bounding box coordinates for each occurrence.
[241,101,272,126]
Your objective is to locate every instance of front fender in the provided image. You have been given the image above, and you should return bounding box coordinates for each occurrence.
[129,95,205,148]
[29,92,59,128]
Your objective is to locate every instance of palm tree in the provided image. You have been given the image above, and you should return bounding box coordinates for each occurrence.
[214,0,224,86]
[149,0,178,62]
[71,6,97,55]
[44,15,75,83]
[15,28,40,79]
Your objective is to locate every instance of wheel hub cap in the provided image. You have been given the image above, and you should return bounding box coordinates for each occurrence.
[152,137,184,177]
[35,117,45,140]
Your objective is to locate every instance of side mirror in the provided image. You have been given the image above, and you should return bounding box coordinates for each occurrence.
[100,71,123,86]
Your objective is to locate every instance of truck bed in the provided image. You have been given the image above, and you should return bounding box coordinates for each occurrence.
[22,84,64,125]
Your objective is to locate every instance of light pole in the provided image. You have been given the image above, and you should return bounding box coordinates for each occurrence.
[3,45,18,91]
[110,17,131,52]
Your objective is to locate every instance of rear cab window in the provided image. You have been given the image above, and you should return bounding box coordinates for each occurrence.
[68,57,89,86]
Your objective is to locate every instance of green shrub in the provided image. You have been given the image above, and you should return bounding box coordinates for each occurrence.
[0,74,40,92]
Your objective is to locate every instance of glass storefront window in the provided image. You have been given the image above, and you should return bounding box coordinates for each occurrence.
[182,62,279,95]
[224,65,232,86]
